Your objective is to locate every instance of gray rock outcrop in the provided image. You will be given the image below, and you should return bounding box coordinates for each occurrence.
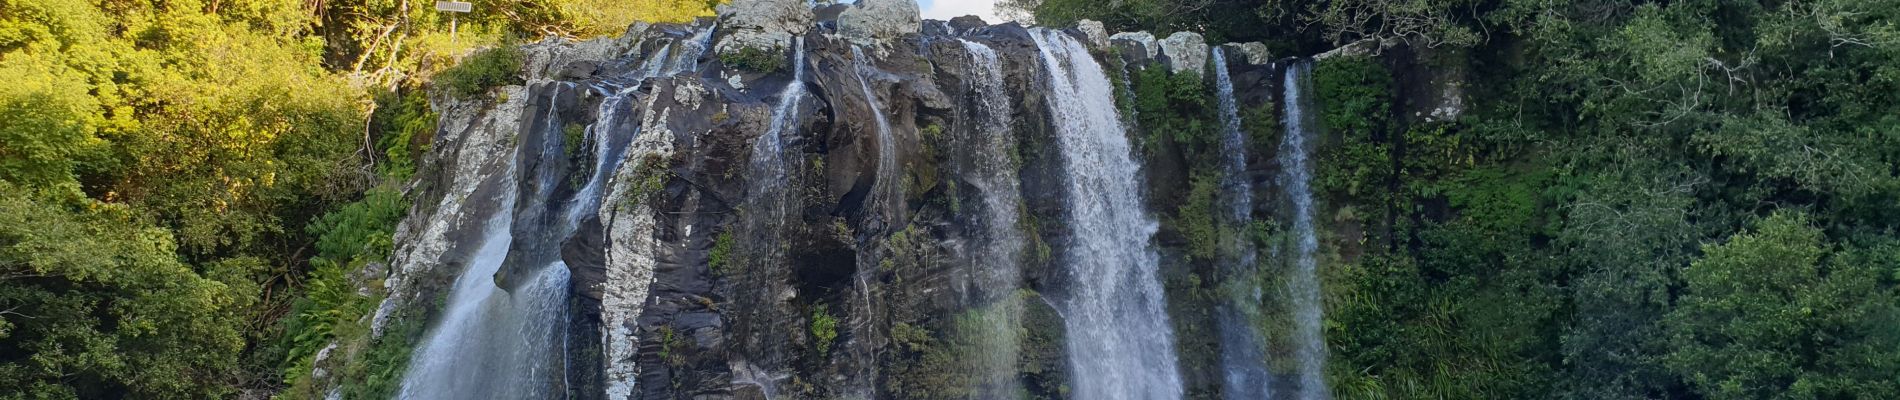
[1160,31,1208,75]
[1076,20,1109,49]
[836,0,921,45]
[1219,42,1271,65]
[360,9,1415,400]
[714,0,815,55]
[1111,32,1159,65]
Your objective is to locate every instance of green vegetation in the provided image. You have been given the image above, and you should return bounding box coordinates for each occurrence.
[626,153,672,204]
[1132,66,1218,160]
[1175,173,1220,262]
[709,231,735,274]
[336,318,425,400]
[0,183,253,398]
[809,303,839,357]
[278,186,410,398]
[1665,212,1900,398]
[437,46,526,98]
[1046,0,1900,399]
[884,290,1072,400]
[0,0,717,397]
[720,46,787,74]
[886,322,973,399]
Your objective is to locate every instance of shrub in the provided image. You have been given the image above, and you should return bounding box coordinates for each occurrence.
[810,304,839,356]
[720,46,786,74]
[436,46,524,98]
[709,231,734,273]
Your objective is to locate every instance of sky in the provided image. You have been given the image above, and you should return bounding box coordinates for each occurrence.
[915,0,1005,24]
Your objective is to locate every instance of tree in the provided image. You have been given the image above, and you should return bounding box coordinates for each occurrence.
[0,183,253,398]
[1664,212,1900,399]
[1556,161,1702,399]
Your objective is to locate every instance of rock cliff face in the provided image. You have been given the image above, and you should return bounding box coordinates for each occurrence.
[361,1,1458,399]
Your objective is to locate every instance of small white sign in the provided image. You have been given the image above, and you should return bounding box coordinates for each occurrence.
[435,1,472,13]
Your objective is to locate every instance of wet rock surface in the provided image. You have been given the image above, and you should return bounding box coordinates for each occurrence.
[369,2,1401,398]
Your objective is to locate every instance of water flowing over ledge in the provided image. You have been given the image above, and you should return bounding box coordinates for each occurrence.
[363,4,1342,399]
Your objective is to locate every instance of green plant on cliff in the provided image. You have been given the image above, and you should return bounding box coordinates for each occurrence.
[1131,66,1220,164]
[438,46,526,98]
[810,303,840,357]
[1311,55,1394,203]
[709,231,735,274]
[372,91,438,180]
[886,322,974,399]
[1176,173,1220,262]
[340,317,425,400]
[721,46,788,74]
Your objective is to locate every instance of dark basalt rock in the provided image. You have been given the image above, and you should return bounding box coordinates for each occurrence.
[380,6,1362,398]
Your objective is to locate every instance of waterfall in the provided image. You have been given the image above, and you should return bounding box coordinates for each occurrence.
[1028,28,1184,400]
[1211,48,1273,400]
[850,45,903,222]
[399,85,583,399]
[746,38,808,226]
[1280,60,1330,400]
[642,46,672,79]
[729,37,809,400]
[569,93,639,229]
[956,38,1027,399]
[665,22,717,75]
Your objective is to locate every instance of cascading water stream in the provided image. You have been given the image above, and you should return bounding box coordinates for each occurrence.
[1210,47,1273,400]
[955,38,1027,399]
[849,45,903,222]
[1280,60,1330,400]
[569,93,640,229]
[665,22,717,75]
[730,37,809,400]
[1029,28,1184,400]
[399,84,583,400]
[746,38,807,225]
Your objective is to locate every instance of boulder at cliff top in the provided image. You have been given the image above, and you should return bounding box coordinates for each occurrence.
[1076,20,1109,49]
[1111,32,1158,65]
[715,0,815,55]
[1220,42,1272,65]
[1160,31,1208,75]
[837,0,921,45]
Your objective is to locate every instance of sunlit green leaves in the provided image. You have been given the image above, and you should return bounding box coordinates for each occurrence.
[0,183,248,398]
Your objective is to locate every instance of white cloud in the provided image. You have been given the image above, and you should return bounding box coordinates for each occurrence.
[919,0,1006,24]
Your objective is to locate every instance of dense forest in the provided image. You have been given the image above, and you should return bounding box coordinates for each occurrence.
[1,0,1896,399]
[1002,0,1900,398]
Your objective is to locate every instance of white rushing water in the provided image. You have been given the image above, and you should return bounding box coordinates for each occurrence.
[726,38,809,400]
[665,22,717,75]
[1280,60,1330,400]
[568,93,639,230]
[404,77,641,398]
[1029,28,1184,400]
[746,38,808,224]
[956,38,1028,399]
[1210,47,1274,400]
[850,45,903,221]
[399,146,570,400]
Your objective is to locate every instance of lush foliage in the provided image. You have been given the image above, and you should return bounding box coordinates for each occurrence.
[720,45,789,74]
[436,45,525,98]
[1050,0,1900,399]
[0,0,715,397]
[0,183,253,398]
[810,303,840,357]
